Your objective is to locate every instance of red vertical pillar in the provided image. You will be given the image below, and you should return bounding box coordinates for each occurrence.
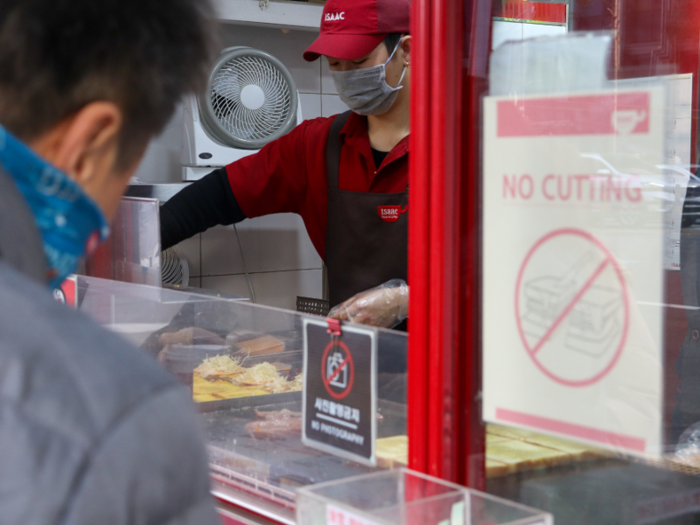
[408,0,490,487]
[407,0,432,476]
[424,0,460,481]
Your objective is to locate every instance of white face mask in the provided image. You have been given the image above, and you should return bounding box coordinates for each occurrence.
[330,38,407,116]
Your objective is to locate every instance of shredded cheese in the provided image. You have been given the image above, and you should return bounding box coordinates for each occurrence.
[196,354,303,394]
[194,355,243,379]
[290,372,303,390]
[266,372,303,394]
[235,362,280,385]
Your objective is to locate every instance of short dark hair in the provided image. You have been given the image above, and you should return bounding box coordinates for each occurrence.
[383,33,406,56]
[0,0,217,168]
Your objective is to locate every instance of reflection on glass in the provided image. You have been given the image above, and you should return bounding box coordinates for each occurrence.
[76,275,407,522]
[481,0,700,521]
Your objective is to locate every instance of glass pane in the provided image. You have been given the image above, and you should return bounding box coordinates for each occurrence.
[77,276,407,522]
[479,0,700,522]
[83,197,161,286]
[297,469,553,525]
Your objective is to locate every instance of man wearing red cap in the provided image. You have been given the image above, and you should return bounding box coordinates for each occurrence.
[161,0,412,329]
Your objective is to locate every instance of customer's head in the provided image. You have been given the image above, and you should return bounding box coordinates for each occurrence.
[0,0,216,218]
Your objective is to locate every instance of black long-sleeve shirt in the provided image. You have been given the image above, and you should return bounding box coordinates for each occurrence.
[160,167,246,250]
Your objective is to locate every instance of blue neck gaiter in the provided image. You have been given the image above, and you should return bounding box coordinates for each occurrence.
[0,126,109,289]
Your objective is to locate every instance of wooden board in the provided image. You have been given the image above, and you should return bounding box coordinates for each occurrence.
[376,435,408,469]
[486,459,511,478]
[487,423,609,461]
[487,440,572,472]
[373,426,610,478]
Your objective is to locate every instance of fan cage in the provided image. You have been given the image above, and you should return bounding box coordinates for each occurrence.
[161,248,189,286]
[200,47,298,150]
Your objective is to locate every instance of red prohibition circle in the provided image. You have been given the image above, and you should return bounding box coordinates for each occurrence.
[514,228,630,387]
[321,340,355,399]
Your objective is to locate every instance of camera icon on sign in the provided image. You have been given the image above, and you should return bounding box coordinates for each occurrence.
[327,351,348,389]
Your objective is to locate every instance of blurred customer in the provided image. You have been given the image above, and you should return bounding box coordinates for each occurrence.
[0,1,220,523]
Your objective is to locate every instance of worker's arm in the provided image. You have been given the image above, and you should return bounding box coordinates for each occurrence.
[160,168,245,250]
[161,118,322,250]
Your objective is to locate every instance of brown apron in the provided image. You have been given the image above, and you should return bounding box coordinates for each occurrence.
[324,111,409,329]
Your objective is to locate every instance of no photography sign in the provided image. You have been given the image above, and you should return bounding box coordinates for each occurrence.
[302,319,377,465]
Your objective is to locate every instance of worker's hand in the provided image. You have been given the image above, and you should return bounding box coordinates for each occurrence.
[329,279,409,329]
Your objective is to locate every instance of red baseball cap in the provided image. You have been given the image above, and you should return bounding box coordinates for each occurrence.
[303,0,410,62]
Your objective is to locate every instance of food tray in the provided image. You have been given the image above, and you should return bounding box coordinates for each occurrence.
[196,390,302,413]
[206,408,375,498]
[202,397,408,494]
[194,346,304,412]
[235,350,303,369]
[229,330,304,353]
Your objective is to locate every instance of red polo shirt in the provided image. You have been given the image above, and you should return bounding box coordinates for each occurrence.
[226,112,409,260]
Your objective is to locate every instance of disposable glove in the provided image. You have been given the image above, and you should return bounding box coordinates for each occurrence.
[328,279,409,329]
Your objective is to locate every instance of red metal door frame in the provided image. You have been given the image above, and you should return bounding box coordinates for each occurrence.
[407,0,492,488]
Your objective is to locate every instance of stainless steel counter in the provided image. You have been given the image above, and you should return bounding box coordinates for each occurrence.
[125,183,191,203]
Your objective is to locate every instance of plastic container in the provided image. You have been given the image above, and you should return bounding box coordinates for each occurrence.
[160,344,231,389]
[296,468,553,525]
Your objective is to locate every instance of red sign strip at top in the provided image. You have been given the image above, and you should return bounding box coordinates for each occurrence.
[497,92,650,137]
[493,0,566,24]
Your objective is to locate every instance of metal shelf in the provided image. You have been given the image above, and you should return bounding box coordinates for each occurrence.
[214,0,323,31]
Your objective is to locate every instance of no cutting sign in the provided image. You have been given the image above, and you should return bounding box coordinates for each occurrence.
[515,228,630,387]
[482,88,666,455]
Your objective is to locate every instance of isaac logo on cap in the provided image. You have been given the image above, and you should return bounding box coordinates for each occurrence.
[303,0,410,62]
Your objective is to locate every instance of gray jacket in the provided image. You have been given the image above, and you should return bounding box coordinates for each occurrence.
[0,167,220,525]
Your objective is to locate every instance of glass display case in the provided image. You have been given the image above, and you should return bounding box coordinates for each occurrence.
[76,275,409,524]
[297,469,553,525]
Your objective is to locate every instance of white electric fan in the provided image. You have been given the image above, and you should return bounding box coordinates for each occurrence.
[182,46,303,180]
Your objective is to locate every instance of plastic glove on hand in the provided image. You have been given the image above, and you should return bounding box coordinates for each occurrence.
[328,279,409,329]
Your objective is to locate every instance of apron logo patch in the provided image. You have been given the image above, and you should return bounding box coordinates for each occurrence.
[378,205,408,223]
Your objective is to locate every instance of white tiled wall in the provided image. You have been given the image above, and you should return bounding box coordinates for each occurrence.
[201,214,322,276]
[134,23,348,311]
[299,93,322,120]
[132,105,185,184]
[201,269,323,310]
[321,94,350,118]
